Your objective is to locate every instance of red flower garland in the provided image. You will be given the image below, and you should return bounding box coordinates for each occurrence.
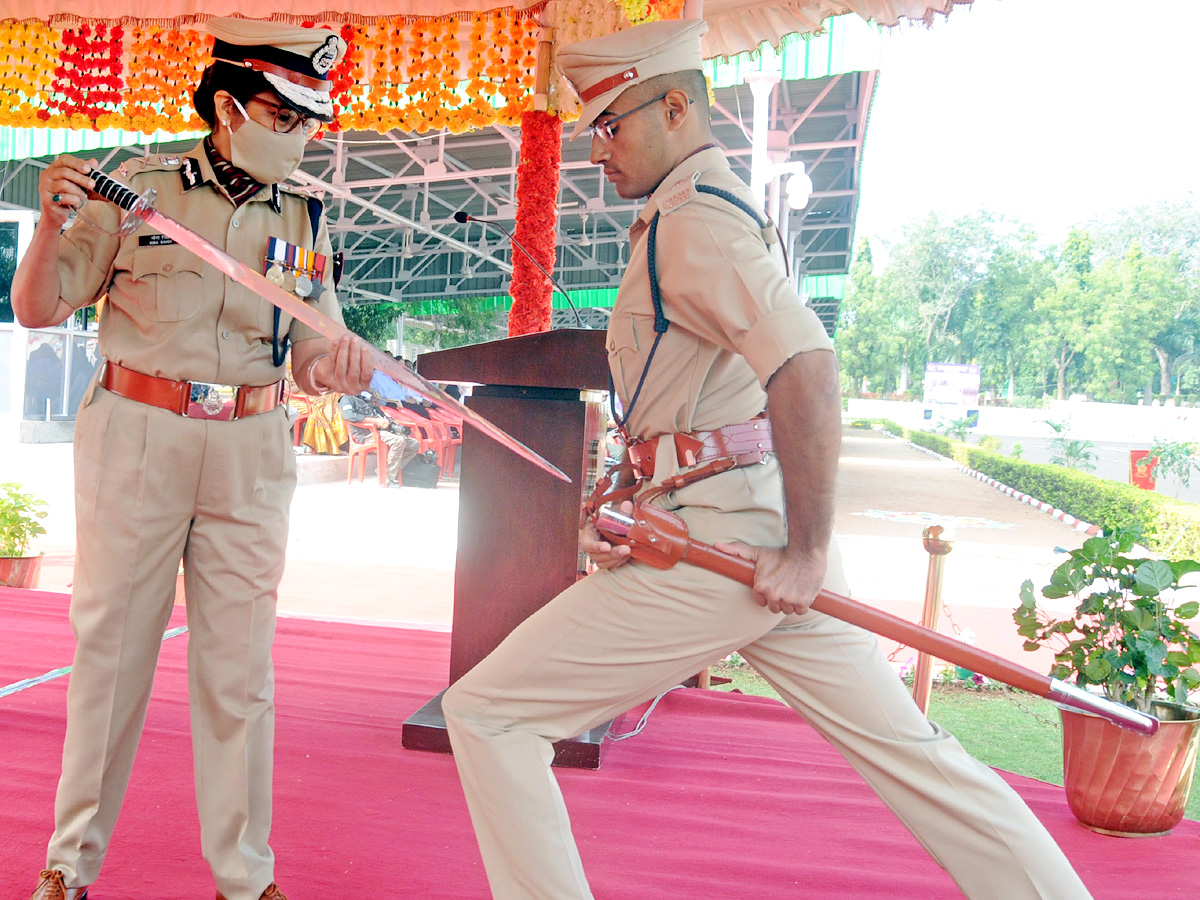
[508,110,562,337]
[44,22,124,126]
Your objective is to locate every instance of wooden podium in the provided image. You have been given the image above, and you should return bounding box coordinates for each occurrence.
[400,328,621,768]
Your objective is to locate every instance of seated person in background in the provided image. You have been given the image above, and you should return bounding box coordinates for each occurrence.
[338,390,420,486]
[369,368,434,419]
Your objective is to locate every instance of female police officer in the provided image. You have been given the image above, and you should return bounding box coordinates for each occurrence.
[14,18,372,900]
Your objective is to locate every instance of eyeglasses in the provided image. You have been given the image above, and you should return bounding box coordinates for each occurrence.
[589,93,669,142]
[238,96,322,140]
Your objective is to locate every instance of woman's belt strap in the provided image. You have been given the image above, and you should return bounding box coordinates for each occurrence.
[100,361,284,421]
[626,415,772,479]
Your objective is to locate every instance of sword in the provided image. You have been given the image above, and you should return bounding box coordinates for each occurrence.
[86,168,571,484]
[595,504,1160,736]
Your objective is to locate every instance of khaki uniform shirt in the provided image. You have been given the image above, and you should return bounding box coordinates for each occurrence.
[608,147,833,451]
[57,142,342,387]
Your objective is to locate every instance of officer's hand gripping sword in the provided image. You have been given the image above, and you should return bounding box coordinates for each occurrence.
[595,504,1159,736]
[87,168,570,484]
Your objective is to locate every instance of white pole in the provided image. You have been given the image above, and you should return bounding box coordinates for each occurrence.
[745,71,780,210]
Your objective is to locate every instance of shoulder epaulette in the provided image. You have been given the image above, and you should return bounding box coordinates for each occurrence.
[117,154,185,179]
[658,172,705,216]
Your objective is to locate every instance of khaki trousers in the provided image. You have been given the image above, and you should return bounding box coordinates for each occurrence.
[443,461,1092,900]
[47,387,295,900]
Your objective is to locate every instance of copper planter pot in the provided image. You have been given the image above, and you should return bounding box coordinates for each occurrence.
[1059,702,1200,837]
[0,553,43,589]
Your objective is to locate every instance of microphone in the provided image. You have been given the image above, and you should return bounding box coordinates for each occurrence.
[455,210,585,328]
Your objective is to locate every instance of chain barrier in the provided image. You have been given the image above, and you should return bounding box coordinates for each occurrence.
[887,600,1058,727]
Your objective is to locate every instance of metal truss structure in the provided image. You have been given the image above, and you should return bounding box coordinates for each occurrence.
[0,69,874,335]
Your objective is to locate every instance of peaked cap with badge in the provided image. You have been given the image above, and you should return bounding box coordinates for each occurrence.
[206,17,346,121]
[556,18,708,140]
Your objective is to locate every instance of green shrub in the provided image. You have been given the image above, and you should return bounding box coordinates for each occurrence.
[844,417,905,437]
[977,435,1002,453]
[903,428,954,458]
[957,447,1200,557]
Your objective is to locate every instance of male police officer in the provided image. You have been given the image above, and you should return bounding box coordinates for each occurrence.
[442,18,1094,900]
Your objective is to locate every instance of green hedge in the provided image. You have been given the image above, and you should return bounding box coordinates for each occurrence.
[903,429,954,458]
[846,417,905,438]
[895,430,1200,559]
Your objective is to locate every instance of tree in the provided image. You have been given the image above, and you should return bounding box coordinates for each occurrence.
[1088,199,1200,276]
[1082,246,1179,403]
[1030,229,1098,400]
[884,213,993,363]
[836,239,918,396]
[342,301,403,348]
[958,222,1051,399]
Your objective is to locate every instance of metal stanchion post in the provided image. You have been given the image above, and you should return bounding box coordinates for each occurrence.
[912,524,954,715]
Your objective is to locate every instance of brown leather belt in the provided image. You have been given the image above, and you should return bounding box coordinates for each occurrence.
[626,415,772,479]
[100,361,284,422]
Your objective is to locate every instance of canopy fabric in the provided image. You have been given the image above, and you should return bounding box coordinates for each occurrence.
[2,2,973,58]
[702,0,972,58]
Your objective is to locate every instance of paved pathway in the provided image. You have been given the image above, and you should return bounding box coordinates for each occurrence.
[8,425,1097,671]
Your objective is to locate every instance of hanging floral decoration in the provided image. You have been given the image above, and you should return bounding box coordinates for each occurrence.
[508,109,562,337]
[613,0,687,24]
[124,27,209,135]
[42,23,124,129]
[0,12,544,136]
[0,22,58,128]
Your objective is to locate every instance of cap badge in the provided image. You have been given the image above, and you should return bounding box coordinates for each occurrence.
[311,36,339,76]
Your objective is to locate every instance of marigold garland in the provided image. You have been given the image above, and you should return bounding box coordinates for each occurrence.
[0,13,544,136]
[0,22,58,128]
[507,110,562,337]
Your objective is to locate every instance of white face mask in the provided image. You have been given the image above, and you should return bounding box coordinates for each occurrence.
[227,98,306,184]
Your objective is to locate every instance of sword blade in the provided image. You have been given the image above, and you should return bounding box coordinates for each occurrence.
[135,206,571,483]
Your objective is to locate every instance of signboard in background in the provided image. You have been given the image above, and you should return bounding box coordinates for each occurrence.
[924,363,981,407]
[1130,450,1158,491]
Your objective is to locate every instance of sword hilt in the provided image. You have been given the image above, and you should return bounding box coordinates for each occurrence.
[88,168,140,210]
[87,168,157,236]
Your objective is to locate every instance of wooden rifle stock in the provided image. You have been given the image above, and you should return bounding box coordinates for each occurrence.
[594,504,1158,736]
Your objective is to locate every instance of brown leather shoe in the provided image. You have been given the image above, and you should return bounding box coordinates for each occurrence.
[30,870,88,900]
[215,884,287,900]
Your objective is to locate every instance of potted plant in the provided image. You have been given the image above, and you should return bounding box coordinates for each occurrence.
[1014,527,1200,836]
[0,481,48,589]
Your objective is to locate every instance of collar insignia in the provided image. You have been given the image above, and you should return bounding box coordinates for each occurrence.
[180,157,202,192]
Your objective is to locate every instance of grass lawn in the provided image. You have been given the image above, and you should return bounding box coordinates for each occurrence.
[708,662,1199,823]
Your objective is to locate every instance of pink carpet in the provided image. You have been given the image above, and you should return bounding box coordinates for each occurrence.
[2,587,1196,899]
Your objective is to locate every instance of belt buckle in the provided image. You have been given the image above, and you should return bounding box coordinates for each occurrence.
[186,381,238,420]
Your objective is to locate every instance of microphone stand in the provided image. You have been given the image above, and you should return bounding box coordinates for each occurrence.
[454,211,586,328]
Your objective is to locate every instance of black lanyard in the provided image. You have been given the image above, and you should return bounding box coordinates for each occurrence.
[610,183,770,432]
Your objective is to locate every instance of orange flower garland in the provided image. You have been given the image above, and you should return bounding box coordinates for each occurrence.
[507,109,562,337]
[124,27,208,134]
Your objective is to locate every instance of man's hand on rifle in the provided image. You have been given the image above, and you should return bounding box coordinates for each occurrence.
[581,500,634,570]
[714,541,828,616]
